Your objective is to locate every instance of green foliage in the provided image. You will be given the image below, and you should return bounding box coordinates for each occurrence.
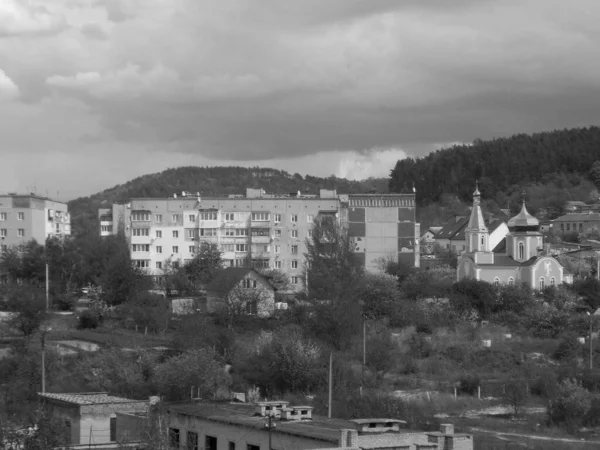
[77,310,101,329]
[553,334,581,362]
[401,267,454,301]
[459,374,480,395]
[589,160,600,190]
[389,127,600,212]
[22,407,70,450]
[495,283,535,315]
[118,293,170,333]
[574,277,600,310]
[503,376,530,415]
[171,315,236,358]
[523,306,570,338]
[365,327,396,379]
[184,242,223,289]
[548,379,591,431]
[450,278,496,319]
[2,285,47,337]
[358,273,400,319]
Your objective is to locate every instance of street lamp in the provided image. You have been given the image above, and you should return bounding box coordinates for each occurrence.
[586,312,593,370]
[264,414,276,450]
[41,327,52,393]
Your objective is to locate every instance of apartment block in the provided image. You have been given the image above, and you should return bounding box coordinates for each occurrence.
[0,193,70,253]
[99,189,418,289]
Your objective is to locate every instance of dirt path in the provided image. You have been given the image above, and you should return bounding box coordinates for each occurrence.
[469,427,600,444]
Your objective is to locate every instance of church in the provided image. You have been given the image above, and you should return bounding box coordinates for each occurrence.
[457,184,564,289]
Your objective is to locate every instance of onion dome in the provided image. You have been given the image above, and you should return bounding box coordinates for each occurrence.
[507,202,539,231]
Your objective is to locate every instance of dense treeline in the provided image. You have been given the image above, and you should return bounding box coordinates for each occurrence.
[68,166,387,235]
[389,127,600,208]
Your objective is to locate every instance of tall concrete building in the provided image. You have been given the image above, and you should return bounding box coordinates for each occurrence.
[99,189,418,289]
[0,193,70,253]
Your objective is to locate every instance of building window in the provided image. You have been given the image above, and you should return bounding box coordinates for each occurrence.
[156,262,162,269]
[156,230,162,238]
[252,228,270,237]
[155,214,162,222]
[550,277,556,286]
[173,261,180,269]
[274,229,282,238]
[291,260,298,269]
[518,242,524,260]
[308,229,313,238]
[481,236,484,246]
[1,245,6,252]
[275,260,282,269]
[274,214,282,223]
[291,214,298,222]
[242,278,257,288]
[172,246,179,254]
[291,276,299,285]
[169,428,180,449]
[200,228,217,237]
[188,214,196,222]
[566,223,570,231]
[493,277,499,288]
[132,244,150,252]
[307,214,314,222]
[247,445,260,450]
[0,212,6,220]
[253,259,269,270]
[508,277,514,286]
[133,228,150,237]
[229,442,236,450]
[291,230,298,238]
[221,244,235,252]
[236,228,248,236]
[225,229,235,236]
[131,212,150,221]
[15,212,23,221]
[100,225,113,233]
[200,212,218,221]
[133,260,150,268]
[17,229,24,237]
[187,431,199,450]
[251,212,270,221]
[156,246,162,254]
[0,229,6,237]
[187,229,195,239]
[173,230,179,238]
[189,246,195,253]
[539,277,545,290]
[291,245,298,255]
[171,214,179,223]
[275,245,280,254]
[205,436,217,450]
[236,244,248,252]
[222,213,232,221]
[110,417,116,442]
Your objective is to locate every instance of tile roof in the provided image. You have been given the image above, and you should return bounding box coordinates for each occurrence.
[552,213,600,222]
[206,267,255,293]
[435,217,469,240]
[38,392,143,405]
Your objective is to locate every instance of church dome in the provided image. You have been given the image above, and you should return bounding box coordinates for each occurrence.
[508,202,539,231]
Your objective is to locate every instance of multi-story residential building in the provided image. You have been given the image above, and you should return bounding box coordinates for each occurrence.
[0,193,70,253]
[99,189,418,289]
[551,212,600,236]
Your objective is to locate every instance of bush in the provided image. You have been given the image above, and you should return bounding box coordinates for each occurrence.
[407,334,432,358]
[583,395,600,427]
[579,369,600,392]
[553,334,581,362]
[548,379,591,432]
[532,371,558,399]
[416,323,432,335]
[459,374,480,395]
[77,310,100,329]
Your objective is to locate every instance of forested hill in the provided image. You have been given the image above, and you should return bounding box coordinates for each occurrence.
[389,126,600,205]
[68,166,388,232]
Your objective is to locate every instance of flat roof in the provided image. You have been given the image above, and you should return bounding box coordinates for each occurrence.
[38,392,145,406]
[167,403,367,443]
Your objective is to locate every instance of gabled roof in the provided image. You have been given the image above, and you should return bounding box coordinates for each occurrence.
[492,238,506,253]
[38,392,141,405]
[487,219,506,233]
[435,217,469,240]
[552,213,600,222]
[206,267,256,293]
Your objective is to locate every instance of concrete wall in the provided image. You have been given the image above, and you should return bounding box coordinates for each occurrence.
[45,403,81,445]
[207,271,275,317]
[78,402,148,445]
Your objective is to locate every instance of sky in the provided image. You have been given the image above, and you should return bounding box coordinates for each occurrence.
[1,1,600,200]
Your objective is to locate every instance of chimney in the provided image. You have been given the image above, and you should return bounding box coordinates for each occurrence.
[440,424,454,435]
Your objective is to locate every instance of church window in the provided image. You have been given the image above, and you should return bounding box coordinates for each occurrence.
[493,277,500,288]
[539,277,545,290]
[481,236,484,246]
[579,223,583,231]
[550,277,556,286]
[518,242,524,260]
[508,277,514,286]
[566,223,570,231]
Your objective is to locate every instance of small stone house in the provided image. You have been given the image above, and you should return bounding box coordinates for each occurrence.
[205,268,275,317]
[38,392,148,446]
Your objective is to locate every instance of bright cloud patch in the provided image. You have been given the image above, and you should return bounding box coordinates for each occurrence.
[0,0,66,36]
[0,69,19,100]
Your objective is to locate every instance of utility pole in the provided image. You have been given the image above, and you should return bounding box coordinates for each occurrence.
[590,312,594,370]
[361,315,366,396]
[41,327,51,393]
[45,263,49,313]
[328,351,333,418]
[265,414,275,450]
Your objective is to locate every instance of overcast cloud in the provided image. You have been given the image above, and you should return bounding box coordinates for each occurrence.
[1,0,600,199]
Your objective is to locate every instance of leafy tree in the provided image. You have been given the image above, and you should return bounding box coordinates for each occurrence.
[359,273,400,319]
[575,277,600,310]
[589,160,600,190]
[153,348,231,401]
[365,327,396,381]
[185,242,223,289]
[548,379,592,431]
[159,257,191,297]
[495,283,535,314]
[22,407,70,450]
[503,376,530,416]
[171,315,235,358]
[259,268,293,292]
[4,285,47,337]
[449,279,496,320]
[401,267,455,301]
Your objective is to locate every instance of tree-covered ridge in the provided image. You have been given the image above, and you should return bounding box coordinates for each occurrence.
[68,166,387,233]
[389,126,600,206]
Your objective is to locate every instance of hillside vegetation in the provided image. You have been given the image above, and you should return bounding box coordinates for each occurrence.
[68,166,387,234]
[389,126,600,213]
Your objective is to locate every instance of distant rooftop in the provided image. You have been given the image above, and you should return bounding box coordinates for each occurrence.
[39,392,145,405]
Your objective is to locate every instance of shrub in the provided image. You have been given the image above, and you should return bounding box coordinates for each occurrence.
[553,334,581,362]
[407,334,432,358]
[503,377,530,415]
[77,310,100,329]
[416,323,432,335]
[548,379,591,432]
[459,374,480,395]
[583,395,600,427]
[532,371,558,399]
[579,369,600,392]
